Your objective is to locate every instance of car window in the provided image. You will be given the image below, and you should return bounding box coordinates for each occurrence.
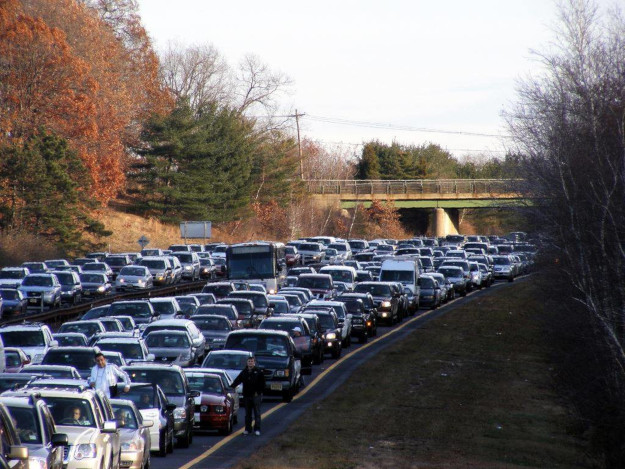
[187,375,223,394]
[6,406,41,444]
[43,397,96,428]
[126,369,185,396]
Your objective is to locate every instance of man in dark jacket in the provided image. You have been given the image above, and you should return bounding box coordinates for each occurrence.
[231,355,265,435]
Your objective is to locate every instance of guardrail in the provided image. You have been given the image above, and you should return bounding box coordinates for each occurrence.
[0,280,207,329]
[307,179,525,195]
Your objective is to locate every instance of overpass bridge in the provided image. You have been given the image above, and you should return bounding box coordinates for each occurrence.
[307,179,527,236]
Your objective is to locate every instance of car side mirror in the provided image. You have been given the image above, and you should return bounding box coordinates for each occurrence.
[146,353,155,361]
[166,403,177,413]
[8,445,28,460]
[51,433,68,447]
[189,390,200,398]
[141,420,154,428]
[102,421,117,433]
[50,340,59,347]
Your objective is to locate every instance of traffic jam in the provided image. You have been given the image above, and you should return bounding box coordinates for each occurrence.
[0,234,535,469]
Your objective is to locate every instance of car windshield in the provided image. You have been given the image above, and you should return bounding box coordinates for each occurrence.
[150,302,176,316]
[140,260,166,269]
[419,277,435,288]
[119,267,146,276]
[22,276,53,287]
[112,403,138,430]
[59,323,101,337]
[146,333,190,348]
[109,303,152,318]
[226,335,289,357]
[438,268,461,277]
[126,369,185,396]
[1,330,44,346]
[105,258,125,267]
[187,375,223,394]
[192,317,231,331]
[258,321,300,335]
[272,302,289,315]
[0,377,30,392]
[42,350,95,370]
[197,305,236,320]
[204,353,250,369]
[299,244,321,252]
[322,270,354,283]
[55,336,86,347]
[124,387,157,409]
[98,342,143,359]
[219,301,252,317]
[44,397,96,428]
[297,277,331,289]
[283,296,302,307]
[230,293,267,308]
[26,366,75,378]
[380,270,413,282]
[354,284,392,296]
[100,320,121,332]
[203,285,232,297]
[54,272,75,285]
[0,271,24,279]
[0,290,19,300]
[175,254,193,263]
[79,273,106,283]
[83,264,106,272]
[493,257,511,265]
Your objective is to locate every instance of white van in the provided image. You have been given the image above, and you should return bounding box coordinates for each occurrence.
[379,257,421,308]
[319,265,357,292]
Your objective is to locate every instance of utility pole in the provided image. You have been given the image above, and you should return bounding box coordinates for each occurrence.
[293,110,305,180]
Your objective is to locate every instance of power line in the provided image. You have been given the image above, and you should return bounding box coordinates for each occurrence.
[305,114,511,139]
[307,139,508,154]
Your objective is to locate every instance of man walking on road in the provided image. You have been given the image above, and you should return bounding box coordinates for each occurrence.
[231,356,265,435]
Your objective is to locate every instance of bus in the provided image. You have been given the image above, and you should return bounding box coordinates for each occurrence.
[226,242,286,294]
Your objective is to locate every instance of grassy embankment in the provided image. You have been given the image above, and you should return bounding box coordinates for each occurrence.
[233,279,593,469]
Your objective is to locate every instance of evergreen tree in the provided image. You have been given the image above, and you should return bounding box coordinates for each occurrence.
[356,142,381,179]
[0,130,111,255]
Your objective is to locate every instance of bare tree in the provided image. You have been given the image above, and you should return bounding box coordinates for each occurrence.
[235,53,292,117]
[159,41,233,112]
[506,1,625,464]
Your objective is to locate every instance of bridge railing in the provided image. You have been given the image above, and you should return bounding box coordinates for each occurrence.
[306,179,524,195]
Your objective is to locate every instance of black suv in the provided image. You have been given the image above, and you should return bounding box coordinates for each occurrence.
[337,294,378,337]
[257,316,315,374]
[123,364,199,448]
[336,298,375,343]
[224,329,302,402]
[354,282,400,325]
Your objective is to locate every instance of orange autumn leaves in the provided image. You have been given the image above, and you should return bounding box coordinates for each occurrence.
[0,0,171,202]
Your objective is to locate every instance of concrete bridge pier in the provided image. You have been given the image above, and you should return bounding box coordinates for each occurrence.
[434,208,459,237]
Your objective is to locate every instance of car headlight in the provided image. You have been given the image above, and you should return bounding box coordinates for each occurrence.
[268,289,276,294]
[185,266,192,271]
[325,332,337,340]
[173,407,186,419]
[381,301,391,308]
[200,405,208,412]
[43,292,54,299]
[28,457,48,469]
[74,443,97,459]
[137,279,144,285]
[97,285,106,293]
[275,369,289,377]
[121,438,144,452]
[382,312,388,317]
[118,278,125,284]
[212,405,225,414]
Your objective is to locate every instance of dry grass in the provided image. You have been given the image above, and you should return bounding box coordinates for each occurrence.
[232,280,593,469]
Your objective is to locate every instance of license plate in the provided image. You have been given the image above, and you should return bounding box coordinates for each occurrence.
[28,299,38,304]
[270,383,282,391]
[194,412,200,420]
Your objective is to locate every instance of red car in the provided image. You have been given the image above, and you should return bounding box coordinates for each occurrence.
[185,370,235,435]
[5,347,30,372]
[285,246,301,266]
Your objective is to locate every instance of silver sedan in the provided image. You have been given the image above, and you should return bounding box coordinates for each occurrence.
[115,266,154,291]
[110,399,152,469]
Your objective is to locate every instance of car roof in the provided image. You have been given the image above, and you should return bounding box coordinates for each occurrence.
[145,319,191,326]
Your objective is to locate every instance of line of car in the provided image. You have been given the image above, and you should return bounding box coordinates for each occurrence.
[0,233,536,468]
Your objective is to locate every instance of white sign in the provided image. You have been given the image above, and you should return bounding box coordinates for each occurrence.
[180,221,212,239]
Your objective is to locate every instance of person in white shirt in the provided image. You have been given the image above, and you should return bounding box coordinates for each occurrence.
[89,352,130,398]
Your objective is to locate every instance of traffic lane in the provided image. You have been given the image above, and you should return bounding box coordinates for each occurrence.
[150,332,368,469]
[151,280,517,469]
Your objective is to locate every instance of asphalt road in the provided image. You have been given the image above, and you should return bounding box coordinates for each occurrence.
[151,279,521,469]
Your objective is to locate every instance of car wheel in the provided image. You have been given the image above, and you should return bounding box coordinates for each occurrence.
[178,427,190,448]
[158,430,167,457]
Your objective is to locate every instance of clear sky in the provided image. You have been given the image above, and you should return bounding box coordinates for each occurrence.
[134,1,594,159]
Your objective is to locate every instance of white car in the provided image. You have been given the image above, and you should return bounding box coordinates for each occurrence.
[0,323,57,364]
[0,267,30,288]
[115,266,153,291]
[21,388,120,469]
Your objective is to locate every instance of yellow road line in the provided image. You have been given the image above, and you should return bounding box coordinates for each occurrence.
[179,307,440,469]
